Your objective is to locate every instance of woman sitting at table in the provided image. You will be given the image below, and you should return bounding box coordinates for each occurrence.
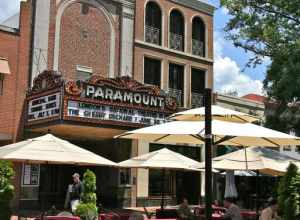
[177,198,193,220]
[222,197,242,220]
[260,198,281,220]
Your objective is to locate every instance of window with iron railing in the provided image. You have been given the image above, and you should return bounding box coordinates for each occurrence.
[145,25,161,45]
[145,2,162,45]
[169,63,184,107]
[167,88,183,107]
[192,17,205,57]
[192,39,204,57]
[170,33,184,51]
[191,92,204,108]
[169,10,184,52]
[191,68,205,107]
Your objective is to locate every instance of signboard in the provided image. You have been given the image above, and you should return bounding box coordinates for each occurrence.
[85,84,165,108]
[22,164,40,186]
[27,92,60,122]
[67,100,168,125]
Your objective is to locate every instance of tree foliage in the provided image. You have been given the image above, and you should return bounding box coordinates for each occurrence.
[221,0,300,132]
[0,161,15,220]
[75,169,98,220]
[220,0,300,66]
[278,163,300,220]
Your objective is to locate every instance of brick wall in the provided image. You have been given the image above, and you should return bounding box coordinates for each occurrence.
[0,1,32,143]
[59,2,114,79]
[0,0,32,208]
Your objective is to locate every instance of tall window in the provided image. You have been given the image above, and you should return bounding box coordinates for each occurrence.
[191,68,205,107]
[145,2,162,45]
[144,57,161,87]
[169,63,184,106]
[76,65,92,81]
[169,10,184,51]
[192,17,205,57]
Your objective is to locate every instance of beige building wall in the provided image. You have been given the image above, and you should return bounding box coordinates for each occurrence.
[131,0,214,205]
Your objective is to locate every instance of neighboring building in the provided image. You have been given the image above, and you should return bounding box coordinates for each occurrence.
[0,0,214,209]
[215,93,265,120]
[0,1,33,208]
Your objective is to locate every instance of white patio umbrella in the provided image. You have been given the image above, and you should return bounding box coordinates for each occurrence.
[0,134,117,166]
[118,148,202,209]
[199,146,300,176]
[116,120,300,147]
[170,105,260,123]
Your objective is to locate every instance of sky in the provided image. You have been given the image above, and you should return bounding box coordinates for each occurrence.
[0,0,269,96]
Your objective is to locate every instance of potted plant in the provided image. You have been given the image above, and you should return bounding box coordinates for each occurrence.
[0,161,15,220]
[75,169,98,220]
[278,163,300,220]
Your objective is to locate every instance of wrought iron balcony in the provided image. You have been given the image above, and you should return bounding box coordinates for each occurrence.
[191,92,204,108]
[145,25,161,45]
[169,33,184,51]
[192,39,204,57]
[166,88,183,107]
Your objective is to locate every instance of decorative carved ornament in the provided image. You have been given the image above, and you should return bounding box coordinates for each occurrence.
[65,75,162,96]
[28,70,63,95]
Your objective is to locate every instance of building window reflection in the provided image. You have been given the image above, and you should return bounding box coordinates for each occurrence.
[145,2,162,45]
[168,63,184,107]
[169,10,184,51]
[144,57,161,87]
[192,17,205,57]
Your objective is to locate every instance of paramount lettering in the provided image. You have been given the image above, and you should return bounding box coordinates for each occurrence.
[85,84,165,107]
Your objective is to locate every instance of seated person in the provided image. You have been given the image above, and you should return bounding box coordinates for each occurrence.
[222,197,242,220]
[177,198,193,220]
[260,198,281,220]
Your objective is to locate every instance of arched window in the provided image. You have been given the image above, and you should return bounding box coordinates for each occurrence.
[145,1,162,45]
[169,9,184,51]
[192,17,205,57]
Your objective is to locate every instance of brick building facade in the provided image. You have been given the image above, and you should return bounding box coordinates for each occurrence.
[0,0,214,209]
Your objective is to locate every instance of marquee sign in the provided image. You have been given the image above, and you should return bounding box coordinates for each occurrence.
[26,71,177,127]
[27,92,60,122]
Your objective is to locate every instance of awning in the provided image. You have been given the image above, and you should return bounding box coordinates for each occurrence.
[0,133,12,141]
[0,57,11,75]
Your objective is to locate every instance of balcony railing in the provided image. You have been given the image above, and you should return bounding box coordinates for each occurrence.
[169,33,184,51]
[145,25,161,45]
[192,39,204,57]
[167,88,183,107]
[191,92,204,108]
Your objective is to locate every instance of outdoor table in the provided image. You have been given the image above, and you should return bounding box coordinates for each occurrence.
[241,210,257,219]
[99,213,120,220]
[45,217,80,220]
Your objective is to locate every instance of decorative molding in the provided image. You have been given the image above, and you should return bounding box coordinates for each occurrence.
[28,70,63,95]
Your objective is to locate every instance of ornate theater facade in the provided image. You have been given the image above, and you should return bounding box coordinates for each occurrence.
[0,0,214,208]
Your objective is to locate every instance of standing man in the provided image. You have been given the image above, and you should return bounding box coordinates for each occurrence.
[222,197,242,220]
[65,173,84,212]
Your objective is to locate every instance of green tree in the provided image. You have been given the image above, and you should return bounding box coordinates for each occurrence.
[221,0,300,132]
[278,163,300,220]
[75,169,98,220]
[0,161,15,220]
[220,0,300,66]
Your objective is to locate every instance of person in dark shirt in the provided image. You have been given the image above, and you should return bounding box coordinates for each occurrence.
[222,198,242,220]
[65,173,83,212]
[177,198,193,220]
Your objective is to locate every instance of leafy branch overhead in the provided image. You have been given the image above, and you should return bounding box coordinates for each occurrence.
[220,0,300,66]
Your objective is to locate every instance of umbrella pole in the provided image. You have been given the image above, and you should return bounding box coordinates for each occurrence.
[244,147,248,170]
[204,88,212,220]
[160,169,166,210]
